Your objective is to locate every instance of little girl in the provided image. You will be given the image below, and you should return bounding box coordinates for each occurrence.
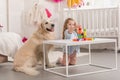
[58,18,80,66]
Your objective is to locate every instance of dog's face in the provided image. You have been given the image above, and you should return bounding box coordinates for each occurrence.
[40,20,55,32]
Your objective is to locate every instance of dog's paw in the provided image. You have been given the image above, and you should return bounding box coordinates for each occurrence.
[38,61,42,65]
[47,63,56,68]
[28,71,39,76]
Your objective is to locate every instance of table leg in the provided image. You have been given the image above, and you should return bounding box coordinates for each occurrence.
[65,45,69,77]
[115,42,118,69]
[43,43,46,70]
[89,44,92,64]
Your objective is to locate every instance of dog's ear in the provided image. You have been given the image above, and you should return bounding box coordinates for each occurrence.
[41,23,43,28]
[39,22,44,30]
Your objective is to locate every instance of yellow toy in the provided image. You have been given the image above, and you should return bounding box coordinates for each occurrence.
[83,29,87,38]
[67,0,72,8]
[71,0,77,7]
[67,0,84,8]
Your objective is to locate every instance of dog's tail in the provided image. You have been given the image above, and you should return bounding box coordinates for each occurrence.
[14,66,39,76]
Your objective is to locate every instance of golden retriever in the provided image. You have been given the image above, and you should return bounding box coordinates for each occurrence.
[13,20,55,76]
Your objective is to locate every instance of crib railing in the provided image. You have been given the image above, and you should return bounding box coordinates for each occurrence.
[63,6,120,49]
[64,7,118,37]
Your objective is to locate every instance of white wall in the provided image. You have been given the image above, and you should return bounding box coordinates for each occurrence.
[24,0,37,10]
[22,0,120,39]
[0,0,7,32]
[23,0,60,38]
[1,0,120,38]
[8,0,24,35]
[21,0,38,37]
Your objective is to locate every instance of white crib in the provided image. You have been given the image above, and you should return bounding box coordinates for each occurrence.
[62,5,120,50]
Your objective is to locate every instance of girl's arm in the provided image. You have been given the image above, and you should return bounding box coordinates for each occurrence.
[65,30,78,40]
[64,30,73,39]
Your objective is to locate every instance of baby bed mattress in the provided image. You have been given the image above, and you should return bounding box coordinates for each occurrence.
[0,32,23,58]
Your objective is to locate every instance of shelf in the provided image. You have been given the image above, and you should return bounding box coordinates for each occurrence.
[64,6,117,11]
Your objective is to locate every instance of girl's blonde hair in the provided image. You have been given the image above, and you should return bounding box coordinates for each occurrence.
[62,18,76,39]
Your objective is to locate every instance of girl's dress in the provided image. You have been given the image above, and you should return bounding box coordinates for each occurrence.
[64,29,80,54]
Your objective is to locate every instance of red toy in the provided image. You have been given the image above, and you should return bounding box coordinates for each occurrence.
[22,37,28,43]
[77,26,83,34]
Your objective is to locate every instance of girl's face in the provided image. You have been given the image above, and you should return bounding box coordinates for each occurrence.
[67,20,75,29]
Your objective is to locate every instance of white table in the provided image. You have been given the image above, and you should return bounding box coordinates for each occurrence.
[43,38,117,77]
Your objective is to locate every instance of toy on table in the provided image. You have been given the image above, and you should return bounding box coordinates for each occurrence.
[77,26,83,39]
[73,25,94,41]
[83,28,87,38]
